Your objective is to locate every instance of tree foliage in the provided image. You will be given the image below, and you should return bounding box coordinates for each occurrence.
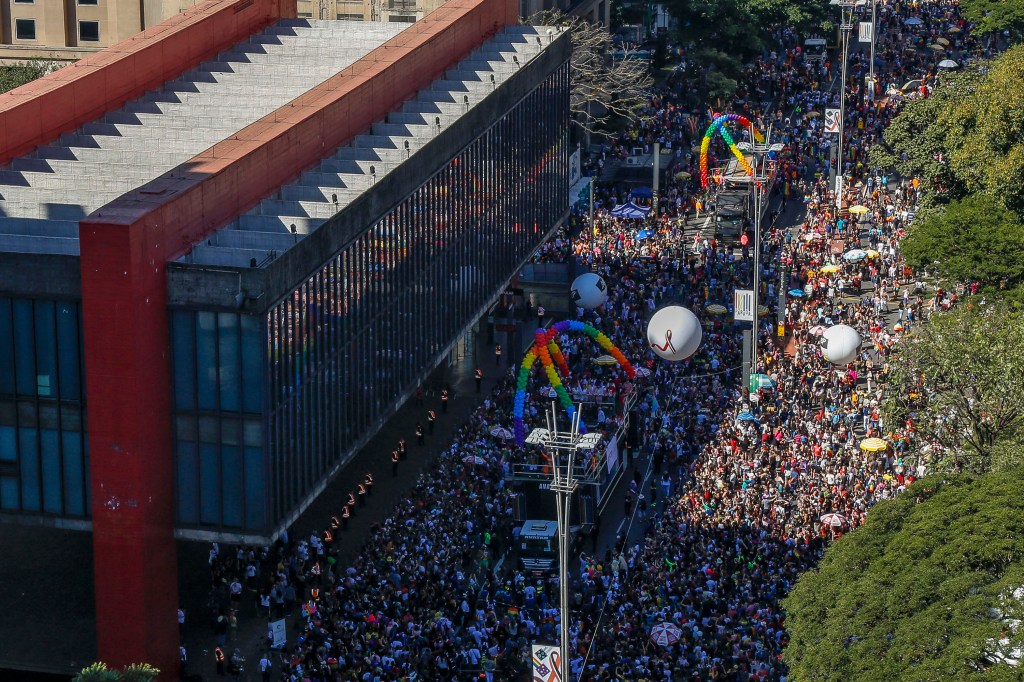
[667,0,830,62]
[883,303,1024,475]
[783,470,1024,681]
[871,45,1024,216]
[0,60,55,95]
[959,0,1024,39]
[529,11,653,136]
[901,194,1024,295]
[74,662,159,682]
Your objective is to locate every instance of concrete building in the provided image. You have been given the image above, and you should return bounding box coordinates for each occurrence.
[0,0,570,675]
[0,0,203,63]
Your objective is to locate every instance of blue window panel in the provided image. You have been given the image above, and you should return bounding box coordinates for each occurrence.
[0,298,13,395]
[18,428,40,512]
[61,431,84,516]
[13,299,35,396]
[33,301,56,398]
[221,445,242,528]
[244,446,265,530]
[171,311,196,410]
[196,312,217,411]
[199,442,220,525]
[0,425,14,462]
[218,313,240,412]
[56,303,80,400]
[176,440,199,524]
[0,477,18,510]
[40,429,61,514]
[240,315,263,413]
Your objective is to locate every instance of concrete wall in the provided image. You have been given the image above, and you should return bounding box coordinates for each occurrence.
[0,0,293,164]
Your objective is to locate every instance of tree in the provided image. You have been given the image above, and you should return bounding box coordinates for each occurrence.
[529,11,653,136]
[901,194,1024,295]
[883,303,1024,475]
[871,46,1024,216]
[74,662,159,682]
[783,471,1024,681]
[0,59,56,95]
[959,0,1024,39]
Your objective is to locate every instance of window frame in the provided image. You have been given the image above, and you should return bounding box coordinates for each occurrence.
[15,18,36,40]
[78,20,100,42]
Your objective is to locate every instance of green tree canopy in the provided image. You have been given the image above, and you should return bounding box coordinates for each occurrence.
[871,45,1024,216]
[0,59,54,95]
[959,0,1024,39]
[883,302,1024,475]
[74,662,159,682]
[783,470,1024,681]
[901,194,1024,295]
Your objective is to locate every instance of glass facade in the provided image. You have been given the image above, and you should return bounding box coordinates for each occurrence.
[171,62,569,533]
[170,311,267,531]
[0,297,90,517]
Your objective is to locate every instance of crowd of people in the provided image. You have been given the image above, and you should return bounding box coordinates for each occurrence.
[187,0,987,680]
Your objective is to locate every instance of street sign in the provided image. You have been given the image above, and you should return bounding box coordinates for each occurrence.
[569,148,582,187]
[824,109,841,134]
[735,289,754,322]
[533,644,563,682]
[835,175,844,211]
[270,619,287,648]
[859,21,873,43]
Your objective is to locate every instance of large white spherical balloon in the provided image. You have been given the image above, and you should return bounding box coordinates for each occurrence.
[647,306,702,361]
[570,272,609,309]
[821,324,861,365]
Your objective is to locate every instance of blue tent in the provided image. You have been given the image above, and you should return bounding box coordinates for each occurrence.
[636,229,654,240]
[610,202,651,219]
[630,186,654,199]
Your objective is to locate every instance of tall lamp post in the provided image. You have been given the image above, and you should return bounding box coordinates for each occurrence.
[736,136,784,383]
[527,403,603,682]
[831,0,857,212]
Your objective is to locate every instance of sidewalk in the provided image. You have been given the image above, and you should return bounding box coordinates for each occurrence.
[179,327,513,680]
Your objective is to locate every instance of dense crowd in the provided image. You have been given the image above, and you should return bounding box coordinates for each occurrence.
[187,1,985,680]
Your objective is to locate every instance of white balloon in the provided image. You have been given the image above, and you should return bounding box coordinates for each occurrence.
[570,272,609,309]
[821,324,861,365]
[647,306,702,361]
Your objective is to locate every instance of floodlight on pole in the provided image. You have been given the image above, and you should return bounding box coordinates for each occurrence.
[526,401,599,682]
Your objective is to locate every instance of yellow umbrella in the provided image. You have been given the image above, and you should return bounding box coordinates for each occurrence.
[594,355,617,366]
[848,205,870,215]
[949,26,962,33]
[860,437,889,452]
[928,43,945,51]
[820,264,842,274]
[936,37,950,45]
[865,249,881,259]
[675,171,692,179]
[705,303,728,314]
[805,111,821,118]
[758,305,769,316]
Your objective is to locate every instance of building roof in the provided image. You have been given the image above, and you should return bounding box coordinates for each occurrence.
[0,19,408,255]
[0,18,559,263]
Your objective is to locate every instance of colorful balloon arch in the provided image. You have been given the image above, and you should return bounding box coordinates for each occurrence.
[699,113,765,187]
[513,321,636,445]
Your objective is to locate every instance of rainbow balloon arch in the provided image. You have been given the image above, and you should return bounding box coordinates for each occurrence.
[699,113,765,188]
[513,321,637,445]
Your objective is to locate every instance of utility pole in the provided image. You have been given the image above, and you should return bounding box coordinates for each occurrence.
[652,142,661,217]
[832,0,856,213]
[588,176,595,231]
[868,0,878,102]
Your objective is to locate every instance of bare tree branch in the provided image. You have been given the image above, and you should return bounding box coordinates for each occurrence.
[527,11,653,136]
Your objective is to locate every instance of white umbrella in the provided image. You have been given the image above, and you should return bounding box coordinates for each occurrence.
[489,426,513,440]
[462,454,486,465]
[820,512,849,528]
[844,249,868,262]
[635,367,652,377]
[904,16,923,25]
[937,59,959,69]
[650,622,683,646]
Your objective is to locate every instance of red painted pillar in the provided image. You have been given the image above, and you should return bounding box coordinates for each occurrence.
[80,219,179,679]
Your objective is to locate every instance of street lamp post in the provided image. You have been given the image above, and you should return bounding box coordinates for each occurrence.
[868,0,878,102]
[831,0,857,212]
[736,136,784,383]
[527,404,603,682]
